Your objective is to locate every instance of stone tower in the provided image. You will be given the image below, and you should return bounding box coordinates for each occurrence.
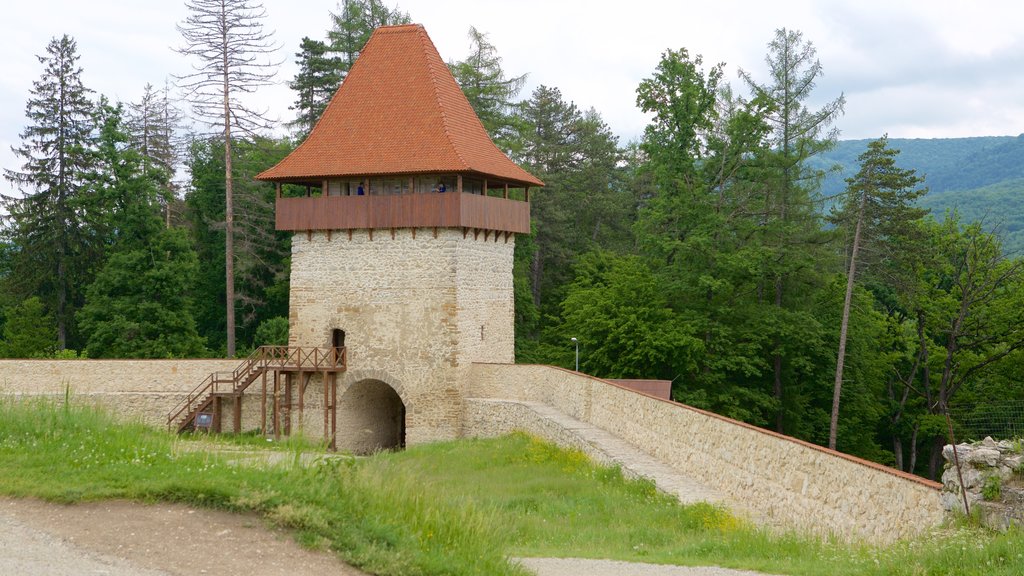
[256,25,542,452]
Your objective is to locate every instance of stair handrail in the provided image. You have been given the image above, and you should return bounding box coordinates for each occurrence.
[166,346,349,430]
[166,372,215,430]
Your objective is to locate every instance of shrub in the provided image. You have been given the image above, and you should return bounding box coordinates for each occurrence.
[982,475,1003,501]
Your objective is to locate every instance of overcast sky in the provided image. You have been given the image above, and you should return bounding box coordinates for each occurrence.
[3,0,1023,197]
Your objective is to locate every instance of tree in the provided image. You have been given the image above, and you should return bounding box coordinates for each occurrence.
[184,136,292,353]
[518,85,584,312]
[288,37,342,137]
[77,228,206,358]
[915,217,1024,477]
[175,0,280,357]
[449,27,527,153]
[827,136,927,449]
[2,35,97,350]
[0,297,56,358]
[128,82,182,226]
[558,252,700,379]
[328,0,410,70]
[740,29,845,432]
[634,49,797,425]
[91,98,165,253]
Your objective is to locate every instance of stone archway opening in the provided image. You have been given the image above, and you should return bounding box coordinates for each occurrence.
[337,379,406,454]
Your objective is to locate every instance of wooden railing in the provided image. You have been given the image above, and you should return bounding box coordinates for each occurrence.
[275,192,530,234]
[166,346,346,431]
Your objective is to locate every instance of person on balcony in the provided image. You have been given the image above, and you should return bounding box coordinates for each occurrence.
[357,183,365,195]
[438,182,446,193]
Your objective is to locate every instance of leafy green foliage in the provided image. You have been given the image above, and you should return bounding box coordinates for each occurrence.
[982,475,1002,501]
[254,316,289,346]
[184,136,293,353]
[0,297,56,358]
[77,228,206,358]
[558,252,700,378]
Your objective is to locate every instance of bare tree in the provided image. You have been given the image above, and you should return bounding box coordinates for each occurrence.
[128,81,183,227]
[175,0,280,356]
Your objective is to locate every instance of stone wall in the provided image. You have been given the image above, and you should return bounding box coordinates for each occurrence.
[288,229,514,446]
[0,359,238,427]
[464,363,944,542]
[942,437,1024,530]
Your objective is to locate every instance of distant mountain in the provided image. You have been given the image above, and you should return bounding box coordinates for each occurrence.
[812,135,1024,254]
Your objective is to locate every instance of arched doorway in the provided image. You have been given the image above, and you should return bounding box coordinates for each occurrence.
[336,379,405,454]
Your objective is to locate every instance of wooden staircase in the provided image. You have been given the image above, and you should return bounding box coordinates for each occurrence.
[167,346,346,434]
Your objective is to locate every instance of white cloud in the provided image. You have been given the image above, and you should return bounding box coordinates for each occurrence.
[3,0,1023,197]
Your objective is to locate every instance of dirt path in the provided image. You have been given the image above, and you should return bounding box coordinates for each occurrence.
[1,498,774,576]
[0,498,367,576]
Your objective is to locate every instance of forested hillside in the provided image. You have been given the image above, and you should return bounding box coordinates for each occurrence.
[2,0,1022,481]
[815,135,1024,253]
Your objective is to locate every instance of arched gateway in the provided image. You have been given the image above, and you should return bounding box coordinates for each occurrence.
[167,24,542,449]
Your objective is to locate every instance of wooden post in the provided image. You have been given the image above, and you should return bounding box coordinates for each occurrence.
[233,394,242,434]
[323,371,329,442]
[525,186,530,202]
[275,182,281,198]
[457,174,463,194]
[212,396,222,433]
[297,370,305,433]
[273,370,280,440]
[321,180,327,196]
[330,372,338,451]
[409,176,414,194]
[483,179,488,197]
[261,370,267,435]
[504,183,508,199]
[284,374,292,436]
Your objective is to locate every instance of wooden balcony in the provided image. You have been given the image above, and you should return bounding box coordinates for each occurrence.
[275,192,530,234]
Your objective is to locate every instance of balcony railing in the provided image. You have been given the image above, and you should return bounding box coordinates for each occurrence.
[275,191,530,234]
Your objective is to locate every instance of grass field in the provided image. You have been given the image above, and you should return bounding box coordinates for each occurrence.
[1,398,1022,575]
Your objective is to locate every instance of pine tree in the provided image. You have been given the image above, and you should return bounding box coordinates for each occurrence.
[740,28,845,433]
[175,0,280,357]
[449,27,526,153]
[328,0,410,71]
[828,136,927,449]
[288,37,342,137]
[2,35,97,350]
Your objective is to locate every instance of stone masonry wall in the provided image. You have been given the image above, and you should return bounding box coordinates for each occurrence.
[942,437,1024,530]
[464,363,944,542]
[288,229,514,445]
[0,359,239,427]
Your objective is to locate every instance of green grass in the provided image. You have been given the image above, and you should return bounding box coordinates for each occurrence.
[1,398,1023,575]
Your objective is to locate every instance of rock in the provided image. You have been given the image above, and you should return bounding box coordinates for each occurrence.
[967,447,1001,467]
[982,436,998,448]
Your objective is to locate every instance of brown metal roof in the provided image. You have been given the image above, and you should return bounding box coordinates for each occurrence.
[257,24,543,188]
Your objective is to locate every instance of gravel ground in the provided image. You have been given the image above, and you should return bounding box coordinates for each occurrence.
[1,498,773,576]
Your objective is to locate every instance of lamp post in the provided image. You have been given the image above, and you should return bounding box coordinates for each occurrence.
[570,337,579,372]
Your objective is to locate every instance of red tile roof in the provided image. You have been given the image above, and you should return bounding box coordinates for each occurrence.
[257,24,543,188]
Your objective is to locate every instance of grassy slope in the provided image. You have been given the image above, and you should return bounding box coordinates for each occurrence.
[1,399,1022,575]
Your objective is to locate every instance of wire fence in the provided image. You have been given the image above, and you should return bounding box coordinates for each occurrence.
[949,402,1024,441]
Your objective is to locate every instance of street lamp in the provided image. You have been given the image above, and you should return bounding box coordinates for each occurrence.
[570,337,579,372]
